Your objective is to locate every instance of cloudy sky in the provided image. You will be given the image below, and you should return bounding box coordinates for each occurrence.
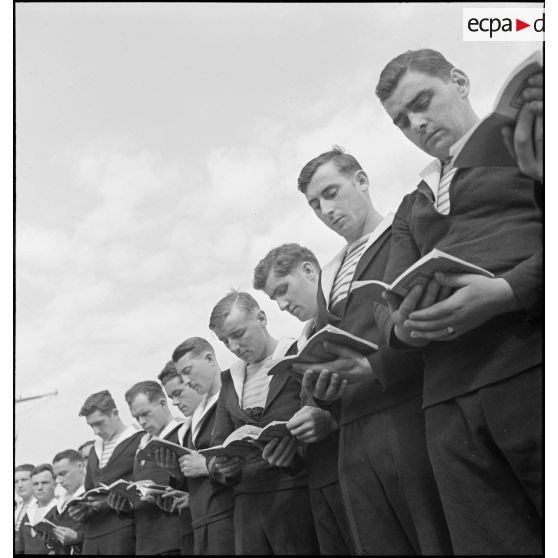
[15,3,543,465]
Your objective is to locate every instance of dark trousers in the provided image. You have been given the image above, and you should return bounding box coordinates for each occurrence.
[193,515,235,555]
[426,365,542,555]
[82,525,135,555]
[339,396,452,555]
[233,487,320,555]
[309,481,354,555]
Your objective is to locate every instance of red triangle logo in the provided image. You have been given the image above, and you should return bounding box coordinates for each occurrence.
[516,19,530,31]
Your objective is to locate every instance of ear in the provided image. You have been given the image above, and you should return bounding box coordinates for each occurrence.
[354,169,370,192]
[204,351,214,364]
[301,261,318,281]
[449,68,470,98]
[256,309,267,328]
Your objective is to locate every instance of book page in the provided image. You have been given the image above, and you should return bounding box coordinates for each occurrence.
[222,424,263,446]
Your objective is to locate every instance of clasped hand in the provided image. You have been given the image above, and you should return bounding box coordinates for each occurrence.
[154,447,184,480]
[287,405,337,443]
[387,273,518,343]
[178,451,209,478]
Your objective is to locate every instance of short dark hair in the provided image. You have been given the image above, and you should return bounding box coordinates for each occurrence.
[79,390,117,417]
[52,449,82,465]
[15,464,35,475]
[77,440,95,453]
[31,463,54,479]
[209,291,260,332]
[125,380,166,405]
[253,243,321,291]
[298,145,362,194]
[158,360,182,385]
[172,337,216,364]
[375,48,455,102]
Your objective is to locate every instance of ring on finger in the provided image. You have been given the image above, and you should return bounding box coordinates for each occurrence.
[447,326,456,335]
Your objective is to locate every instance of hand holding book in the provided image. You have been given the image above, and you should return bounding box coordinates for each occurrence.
[178,451,209,478]
[261,435,298,468]
[394,272,519,343]
[293,340,373,392]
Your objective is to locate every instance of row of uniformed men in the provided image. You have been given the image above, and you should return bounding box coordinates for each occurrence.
[17,47,542,556]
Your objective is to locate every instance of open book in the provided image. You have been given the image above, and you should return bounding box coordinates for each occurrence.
[65,485,113,509]
[143,437,194,459]
[25,518,58,537]
[451,50,542,168]
[130,480,172,498]
[349,248,494,305]
[199,422,289,458]
[266,324,379,378]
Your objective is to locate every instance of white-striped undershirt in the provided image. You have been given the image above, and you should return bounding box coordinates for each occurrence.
[241,358,272,410]
[99,438,119,469]
[329,233,371,309]
[436,159,458,215]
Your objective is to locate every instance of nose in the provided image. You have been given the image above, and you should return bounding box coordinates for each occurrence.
[93,426,101,436]
[228,339,240,352]
[320,198,336,217]
[171,396,180,406]
[277,296,290,312]
[408,112,428,133]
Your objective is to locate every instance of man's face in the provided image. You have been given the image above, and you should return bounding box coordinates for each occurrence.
[175,352,215,395]
[128,393,169,436]
[15,470,33,500]
[382,69,473,160]
[263,263,318,321]
[85,409,119,441]
[162,376,202,417]
[53,458,84,494]
[31,471,55,504]
[305,161,371,243]
[214,304,268,364]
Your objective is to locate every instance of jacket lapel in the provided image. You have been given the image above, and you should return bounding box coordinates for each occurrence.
[264,338,297,411]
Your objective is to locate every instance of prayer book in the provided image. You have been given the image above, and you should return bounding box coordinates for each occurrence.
[199,422,290,458]
[265,324,379,378]
[143,437,195,459]
[451,50,542,168]
[25,518,58,537]
[349,248,494,305]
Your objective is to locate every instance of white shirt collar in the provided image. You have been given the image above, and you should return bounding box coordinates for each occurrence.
[158,418,183,440]
[94,423,143,464]
[27,497,57,525]
[297,319,317,351]
[229,337,296,402]
[191,391,220,444]
[419,158,443,204]
[138,418,184,449]
[58,485,85,513]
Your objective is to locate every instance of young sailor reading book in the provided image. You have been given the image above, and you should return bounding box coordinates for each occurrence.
[253,242,355,555]
[69,390,143,555]
[111,380,194,555]
[376,48,542,554]
[158,345,235,556]
[294,148,452,555]
[208,291,319,555]
[51,449,86,554]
